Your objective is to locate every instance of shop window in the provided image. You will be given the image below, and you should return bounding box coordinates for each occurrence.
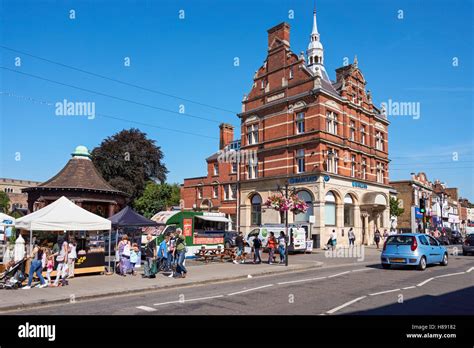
[325,192,336,226]
[344,194,354,227]
[295,190,313,223]
[251,194,262,226]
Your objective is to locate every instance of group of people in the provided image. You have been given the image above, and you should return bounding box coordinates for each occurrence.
[235,231,288,265]
[325,227,399,250]
[116,227,188,279]
[23,235,77,289]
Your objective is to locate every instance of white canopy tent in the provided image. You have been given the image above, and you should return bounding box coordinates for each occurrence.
[15,196,111,255]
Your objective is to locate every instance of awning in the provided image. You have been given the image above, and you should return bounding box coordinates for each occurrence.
[195,215,230,223]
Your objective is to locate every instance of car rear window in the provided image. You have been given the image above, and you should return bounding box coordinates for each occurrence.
[386,235,414,245]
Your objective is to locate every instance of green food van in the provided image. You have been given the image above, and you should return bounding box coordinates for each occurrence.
[142,211,231,258]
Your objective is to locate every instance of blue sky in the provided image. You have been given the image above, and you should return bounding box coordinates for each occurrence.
[1,0,473,199]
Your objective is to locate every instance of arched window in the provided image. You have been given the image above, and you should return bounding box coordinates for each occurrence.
[325,192,336,226]
[251,194,262,226]
[344,194,354,227]
[295,190,313,223]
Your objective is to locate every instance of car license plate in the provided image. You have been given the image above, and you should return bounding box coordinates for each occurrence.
[390,258,405,263]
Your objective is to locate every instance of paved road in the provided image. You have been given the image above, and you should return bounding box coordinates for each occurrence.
[8,251,474,315]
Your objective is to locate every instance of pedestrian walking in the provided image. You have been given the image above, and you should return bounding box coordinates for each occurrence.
[267,232,277,264]
[278,231,286,264]
[67,239,77,278]
[253,234,262,264]
[118,235,131,276]
[158,235,169,271]
[374,229,381,249]
[233,232,245,264]
[174,228,187,278]
[329,230,337,250]
[167,232,176,278]
[46,252,54,285]
[23,241,47,289]
[143,234,157,278]
[383,229,389,242]
[348,228,355,246]
[129,243,140,276]
[53,237,69,287]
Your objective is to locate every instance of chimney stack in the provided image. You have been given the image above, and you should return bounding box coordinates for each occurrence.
[267,22,290,50]
[219,123,234,150]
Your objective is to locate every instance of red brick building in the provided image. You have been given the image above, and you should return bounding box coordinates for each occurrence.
[181,124,240,228]
[183,10,391,246]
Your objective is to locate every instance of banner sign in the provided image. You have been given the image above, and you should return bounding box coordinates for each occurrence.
[193,236,224,245]
[183,218,193,237]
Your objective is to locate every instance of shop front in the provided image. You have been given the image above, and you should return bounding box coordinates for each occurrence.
[239,174,391,248]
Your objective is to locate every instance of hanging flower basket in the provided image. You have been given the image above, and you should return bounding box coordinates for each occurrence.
[265,193,309,214]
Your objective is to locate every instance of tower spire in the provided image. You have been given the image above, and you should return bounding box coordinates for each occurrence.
[306,5,327,78]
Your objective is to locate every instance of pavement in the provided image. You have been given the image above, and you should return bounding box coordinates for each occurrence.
[0,250,330,312]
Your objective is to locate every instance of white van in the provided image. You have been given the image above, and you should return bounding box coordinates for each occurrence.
[245,224,307,253]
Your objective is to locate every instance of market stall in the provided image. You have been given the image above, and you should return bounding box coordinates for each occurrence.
[108,206,157,269]
[15,196,111,275]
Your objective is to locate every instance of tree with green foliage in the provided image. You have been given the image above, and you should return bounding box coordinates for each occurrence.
[0,191,9,213]
[390,197,404,217]
[134,182,181,218]
[91,128,168,202]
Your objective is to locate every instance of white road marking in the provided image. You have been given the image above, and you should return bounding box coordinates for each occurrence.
[277,276,326,285]
[417,278,434,287]
[435,272,465,278]
[154,300,181,306]
[227,284,274,296]
[327,271,350,278]
[351,268,375,273]
[326,296,367,314]
[369,288,400,296]
[466,267,474,273]
[185,295,224,302]
[154,295,224,306]
[402,286,416,290]
[136,306,157,312]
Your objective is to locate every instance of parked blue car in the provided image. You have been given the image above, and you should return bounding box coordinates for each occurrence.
[381,233,448,271]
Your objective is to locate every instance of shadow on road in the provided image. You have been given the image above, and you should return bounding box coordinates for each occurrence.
[349,286,474,315]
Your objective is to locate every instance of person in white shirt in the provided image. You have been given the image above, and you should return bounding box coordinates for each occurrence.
[67,239,77,278]
[330,230,337,250]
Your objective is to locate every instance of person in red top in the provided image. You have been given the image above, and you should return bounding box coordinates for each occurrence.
[267,232,277,265]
